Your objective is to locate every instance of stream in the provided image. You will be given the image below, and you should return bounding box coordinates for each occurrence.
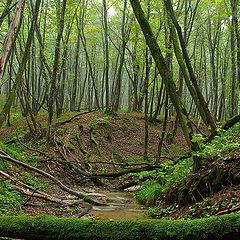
[88,190,148,220]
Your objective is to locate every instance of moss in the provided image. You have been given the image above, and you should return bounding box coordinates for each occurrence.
[0,214,239,240]
[90,117,109,130]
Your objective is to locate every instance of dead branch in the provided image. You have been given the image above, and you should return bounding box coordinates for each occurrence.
[89,164,163,179]
[9,184,68,205]
[78,205,92,218]
[222,113,240,130]
[0,150,105,206]
[55,109,98,127]
[17,138,53,159]
[0,170,74,205]
[215,204,240,216]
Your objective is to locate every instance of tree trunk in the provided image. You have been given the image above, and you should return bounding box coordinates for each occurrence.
[129,0,193,149]
[47,0,66,139]
[0,0,25,83]
[0,0,41,128]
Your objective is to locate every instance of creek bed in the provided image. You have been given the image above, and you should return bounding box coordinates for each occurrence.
[89,190,148,220]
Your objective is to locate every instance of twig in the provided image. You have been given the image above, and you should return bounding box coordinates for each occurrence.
[215,204,240,216]
[0,150,105,206]
[56,109,99,126]
[17,137,53,159]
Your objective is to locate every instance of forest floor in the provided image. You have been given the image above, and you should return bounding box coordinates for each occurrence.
[0,111,239,220]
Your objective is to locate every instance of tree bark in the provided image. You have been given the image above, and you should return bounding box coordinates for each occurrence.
[0,0,41,128]
[129,0,193,148]
[0,0,25,83]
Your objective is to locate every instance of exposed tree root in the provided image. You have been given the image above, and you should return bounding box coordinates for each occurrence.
[164,159,240,205]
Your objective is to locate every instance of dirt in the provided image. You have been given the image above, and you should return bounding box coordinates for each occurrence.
[2,111,238,220]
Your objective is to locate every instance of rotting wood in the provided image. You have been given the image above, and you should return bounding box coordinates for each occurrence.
[0,150,105,206]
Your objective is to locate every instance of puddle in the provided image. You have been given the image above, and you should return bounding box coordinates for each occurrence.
[89,190,148,220]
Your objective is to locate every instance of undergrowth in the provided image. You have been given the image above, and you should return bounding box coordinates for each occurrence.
[134,158,192,205]
[137,123,240,218]
[0,142,47,215]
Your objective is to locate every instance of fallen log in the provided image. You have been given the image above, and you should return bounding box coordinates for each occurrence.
[223,113,240,130]
[0,214,239,240]
[0,170,68,205]
[0,150,104,206]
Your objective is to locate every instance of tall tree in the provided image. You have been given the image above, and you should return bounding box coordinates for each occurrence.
[163,0,217,135]
[0,0,25,83]
[102,0,110,112]
[47,0,67,139]
[0,0,41,128]
[129,0,193,149]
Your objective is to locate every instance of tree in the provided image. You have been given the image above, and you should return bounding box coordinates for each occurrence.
[0,0,25,83]
[47,0,67,139]
[129,0,193,149]
[0,0,41,128]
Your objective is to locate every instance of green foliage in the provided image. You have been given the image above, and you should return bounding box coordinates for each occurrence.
[191,133,204,143]
[135,182,163,205]
[134,159,193,205]
[0,142,38,165]
[0,142,47,215]
[0,182,23,216]
[194,123,240,160]
[23,172,48,190]
[0,214,239,240]
[1,126,25,143]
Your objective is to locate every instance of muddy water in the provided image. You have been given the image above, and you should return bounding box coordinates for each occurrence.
[89,191,148,220]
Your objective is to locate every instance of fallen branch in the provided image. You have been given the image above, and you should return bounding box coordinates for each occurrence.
[89,164,162,179]
[56,109,98,127]
[222,113,240,130]
[0,170,76,205]
[78,205,92,218]
[9,184,68,205]
[17,138,53,159]
[215,204,240,216]
[0,150,104,206]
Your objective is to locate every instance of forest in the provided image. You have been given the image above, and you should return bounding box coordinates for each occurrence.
[0,0,239,239]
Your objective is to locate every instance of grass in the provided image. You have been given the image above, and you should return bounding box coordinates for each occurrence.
[134,158,193,205]
[135,182,163,205]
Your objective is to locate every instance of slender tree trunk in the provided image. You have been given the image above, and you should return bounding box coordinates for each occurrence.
[0,0,25,83]
[163,0,217,135]
[0,0,13,28]
[129,0,193,149]
[47,0,66,139]
[0,0,41,128]
[102,0,110,112]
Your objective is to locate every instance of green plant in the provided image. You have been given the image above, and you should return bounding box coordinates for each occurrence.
[194,123,240,160]
[0,181,23,216]
[135,182,163,205]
